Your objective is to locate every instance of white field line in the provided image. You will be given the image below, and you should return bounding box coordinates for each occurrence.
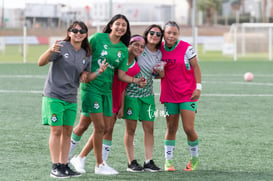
[1,90,273,97]
[202,81,273,86]
[1,74,273,79]
[0,90,43,94]
[0,75,46,78]
[202,74,273,77]
[153,93,273,97]
[0,74,273,96]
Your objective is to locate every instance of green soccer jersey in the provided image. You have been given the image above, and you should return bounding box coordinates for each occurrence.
[81,33,128,94]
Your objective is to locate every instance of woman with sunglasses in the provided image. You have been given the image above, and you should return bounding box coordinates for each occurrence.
[69,14,146,175]
[159,21,202,172]
[123,24,164,173]
[38,21,108,179]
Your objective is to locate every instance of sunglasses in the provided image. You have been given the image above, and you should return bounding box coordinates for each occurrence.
[70,28,87,34]
[149,31,162,37]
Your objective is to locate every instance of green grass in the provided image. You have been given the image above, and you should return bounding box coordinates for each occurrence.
[0,61,273,181]
[0,45,48,62]
[1,45,272,63]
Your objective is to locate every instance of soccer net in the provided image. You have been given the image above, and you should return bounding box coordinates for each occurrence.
[223,23,273,61]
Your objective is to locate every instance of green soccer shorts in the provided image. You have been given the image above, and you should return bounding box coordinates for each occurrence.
[42,96,77,126]
[123,95,155,121]
[81,89,112,117]
[164,101,198,115]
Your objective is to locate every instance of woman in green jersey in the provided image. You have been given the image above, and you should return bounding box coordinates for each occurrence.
[76,14,146,175]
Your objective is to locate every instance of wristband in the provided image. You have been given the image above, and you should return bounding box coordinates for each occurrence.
[95,70,100,77]
[196,83,202,90]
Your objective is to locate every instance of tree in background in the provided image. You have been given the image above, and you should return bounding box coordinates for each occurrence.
[187,0,222,26]
[197,0,222,25]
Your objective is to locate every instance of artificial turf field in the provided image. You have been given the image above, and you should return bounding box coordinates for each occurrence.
[0,60,272,181]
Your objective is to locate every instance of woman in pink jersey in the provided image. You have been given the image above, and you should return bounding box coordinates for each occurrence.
[69,35,146,174]
[159,21,202,172]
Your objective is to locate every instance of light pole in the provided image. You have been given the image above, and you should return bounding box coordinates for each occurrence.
[192,0,197,52]
[1,0,4,28]
[109,0,112,19]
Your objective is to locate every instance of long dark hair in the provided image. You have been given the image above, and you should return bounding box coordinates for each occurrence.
[103,14,131,47]
[64,21,92,56]
[143,24,163,49]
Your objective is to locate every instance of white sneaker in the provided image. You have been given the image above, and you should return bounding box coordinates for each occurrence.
[95,163,119,175]
[103,161,119,174]
[70,155,86,174]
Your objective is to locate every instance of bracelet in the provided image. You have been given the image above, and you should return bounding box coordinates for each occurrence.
[95,70,100,77]
[196,83,202,90]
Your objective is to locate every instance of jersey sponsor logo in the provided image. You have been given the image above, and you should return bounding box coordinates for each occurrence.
[98,59,114,70]
[127,108,133,116]
[117,50,121,58]
[101,50,108,57]
[64,53,69,58]
[51,114,57,122]
[115,59,120,63]
[94,101,100,109]
[162,58,176,64]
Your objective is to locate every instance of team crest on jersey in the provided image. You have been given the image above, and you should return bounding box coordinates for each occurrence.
[64,53,69,58]
[104,44,108,49]
[101,50,108,57]
[127,108,133,116]
[51,114,57,122]
[117,51,121,58]
[94,101,100,109]
[142,52,146,57]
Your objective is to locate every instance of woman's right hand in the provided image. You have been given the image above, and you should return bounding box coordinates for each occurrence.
[134,76,147,88]
[50,40,63,53]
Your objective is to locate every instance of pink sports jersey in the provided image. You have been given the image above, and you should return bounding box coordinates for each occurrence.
[112,60,140,113]
[159,40,197,103]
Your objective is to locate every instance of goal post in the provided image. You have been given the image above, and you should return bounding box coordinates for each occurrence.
[0,37,6,55]
[224,23,273,61]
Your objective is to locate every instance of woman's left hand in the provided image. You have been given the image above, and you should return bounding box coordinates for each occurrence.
[80,71,89,83]
[190,89,201,100]
[97,59,108,75]
[117,108,124,119]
